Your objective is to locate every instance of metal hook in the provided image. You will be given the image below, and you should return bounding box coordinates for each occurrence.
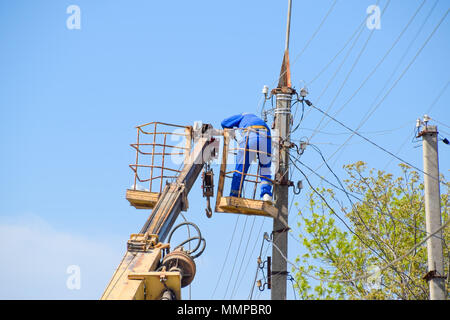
[205,197,212,218]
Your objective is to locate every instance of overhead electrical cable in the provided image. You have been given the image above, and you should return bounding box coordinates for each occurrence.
[308,0,426,142]
[305,100,443,183]
[269,219,450,283]
[310,7,450,171]
[308,0,393,141]
[292,154,446,240]
[211,216,240,298]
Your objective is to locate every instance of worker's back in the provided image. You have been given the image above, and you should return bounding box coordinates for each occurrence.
[221,113,270,133]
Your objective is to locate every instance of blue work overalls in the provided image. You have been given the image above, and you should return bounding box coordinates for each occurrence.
[221,113,272,198]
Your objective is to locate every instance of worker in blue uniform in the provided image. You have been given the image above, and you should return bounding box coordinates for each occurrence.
[221,113,273,202]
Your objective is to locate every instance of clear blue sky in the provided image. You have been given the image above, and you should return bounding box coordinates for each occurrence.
[0,0,448,299]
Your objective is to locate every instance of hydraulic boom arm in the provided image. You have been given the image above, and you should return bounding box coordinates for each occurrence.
[101,126,219,300]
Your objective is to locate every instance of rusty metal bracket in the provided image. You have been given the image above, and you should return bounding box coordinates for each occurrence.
[423,270,447,282]
[272,227,291,235]
[271,87,296,95]
[274,173,292,186]
[280,139,296,150]
[256,256,272,292]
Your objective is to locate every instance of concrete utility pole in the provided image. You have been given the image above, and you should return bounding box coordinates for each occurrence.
[271,0,294,300]
[420,123,446,300]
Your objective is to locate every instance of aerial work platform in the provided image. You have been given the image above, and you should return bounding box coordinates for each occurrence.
[216,196,277,217]
[104,121,287,300]
[215,129,286,227]
[126,122,193,210]
[126,189,160,209]
[125,123,286,226]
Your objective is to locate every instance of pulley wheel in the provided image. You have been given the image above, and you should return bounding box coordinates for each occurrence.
[161,249,196,287]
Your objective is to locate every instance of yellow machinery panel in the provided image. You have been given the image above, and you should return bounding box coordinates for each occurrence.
[128,271,181,300]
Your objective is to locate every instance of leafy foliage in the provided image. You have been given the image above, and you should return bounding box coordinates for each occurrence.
[294,161,449,300]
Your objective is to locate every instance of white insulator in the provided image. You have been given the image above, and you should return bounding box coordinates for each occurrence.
[300,87,308,97]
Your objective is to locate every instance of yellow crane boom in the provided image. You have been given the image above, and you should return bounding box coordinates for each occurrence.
[101,125,219,300]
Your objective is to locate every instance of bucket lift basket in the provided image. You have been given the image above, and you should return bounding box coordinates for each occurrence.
[214,128,278,218]
[126,122,193,209]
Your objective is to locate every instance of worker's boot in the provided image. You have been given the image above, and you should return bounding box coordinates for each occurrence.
[262,194,272,203]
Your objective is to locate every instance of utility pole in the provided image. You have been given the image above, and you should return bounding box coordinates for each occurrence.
[419,118,446,300]
[271,0,294,300]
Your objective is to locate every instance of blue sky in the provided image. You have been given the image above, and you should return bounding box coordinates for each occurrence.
[0,0,449,299]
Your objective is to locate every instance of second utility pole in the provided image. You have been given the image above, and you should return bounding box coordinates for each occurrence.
[271,0,294,300]
[420,121,446,300]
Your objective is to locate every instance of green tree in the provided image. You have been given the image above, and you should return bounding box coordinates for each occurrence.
[294,161,449,300]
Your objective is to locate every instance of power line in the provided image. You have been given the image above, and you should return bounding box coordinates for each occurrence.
[383,128,423,170]
[289,154,394,265]
[308,0,441,170]
[269,218,450,284]
[230,216,257,298]
[281,156,446,296]
[287,274,298,300]
[296,122,412,136]
[313,19,367,105]
[309,0,427,142]
[256,0,339,115]
[223,215,248,299]
[302,144,410,261]
[308,143,355,208]
[308,0,393,141]
[290,154,442,296]
[274,0,339,88]
[427,79,450,113]
[292,154,445,239]
[433,118,450,130]
[306,0,382,87]
[305,100,442,183]
[360,5,447,126]
[310,7,450,169]
[211,215,240,298]
[299,9,370,129]
[249,231,267,300]
[237,217,268,299]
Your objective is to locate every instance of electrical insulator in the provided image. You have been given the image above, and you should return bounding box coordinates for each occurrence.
[300,87,308,98]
